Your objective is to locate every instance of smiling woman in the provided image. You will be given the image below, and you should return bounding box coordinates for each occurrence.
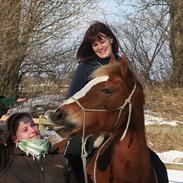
[91,34,113,59]
[67,21,120,98]
[0,112,77,183]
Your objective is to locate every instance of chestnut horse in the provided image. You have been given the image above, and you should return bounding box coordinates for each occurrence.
[47,56,157,183]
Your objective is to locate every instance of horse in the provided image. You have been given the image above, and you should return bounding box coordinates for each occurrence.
[47,56,157,183]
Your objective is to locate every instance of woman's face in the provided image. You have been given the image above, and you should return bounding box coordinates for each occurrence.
[92,34,113,59]
[14,116,40,142]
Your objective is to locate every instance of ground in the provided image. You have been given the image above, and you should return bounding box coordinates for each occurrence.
[144,86,183,153]
[144,86,183,122]
[146,125,183,152]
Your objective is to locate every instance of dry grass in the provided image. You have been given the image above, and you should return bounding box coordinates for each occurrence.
[144,85,183,122]
[147,131,183,152]
[146,124,183,152]
[144,85,183,152]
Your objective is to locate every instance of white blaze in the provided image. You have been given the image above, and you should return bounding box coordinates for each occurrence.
[62,75,109,105]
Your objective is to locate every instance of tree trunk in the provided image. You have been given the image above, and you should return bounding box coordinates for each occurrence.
[169,0,183,86]
[0,0,25,96]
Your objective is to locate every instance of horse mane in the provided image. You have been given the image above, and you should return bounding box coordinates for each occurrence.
[90,63,121,79]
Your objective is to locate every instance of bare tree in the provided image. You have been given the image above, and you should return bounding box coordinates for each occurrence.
[169,0,183,86]
[0,0,97,96]
[113,0,170,83]
[115,0,183,86]
[0,0,23,96]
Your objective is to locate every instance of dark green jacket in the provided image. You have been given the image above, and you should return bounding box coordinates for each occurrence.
[67,55,120,97]
[0,97,17,108]
[0,97,17,118]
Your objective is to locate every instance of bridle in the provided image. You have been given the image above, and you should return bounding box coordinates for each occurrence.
[70,82,137,183]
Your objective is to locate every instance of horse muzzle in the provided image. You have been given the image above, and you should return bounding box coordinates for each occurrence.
[45,108,65,123]
[45,108,75,131]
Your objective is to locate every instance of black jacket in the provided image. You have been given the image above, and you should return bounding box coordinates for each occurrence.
[0,96,17,118]
[68,55,120,97]
[0,143,74,183]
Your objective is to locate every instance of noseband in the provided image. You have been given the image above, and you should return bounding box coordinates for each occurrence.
[70,82,137,183]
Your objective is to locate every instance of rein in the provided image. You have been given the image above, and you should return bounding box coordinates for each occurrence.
[70,82,137,183]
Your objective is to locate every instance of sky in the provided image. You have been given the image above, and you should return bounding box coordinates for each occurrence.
[96,0,135,22]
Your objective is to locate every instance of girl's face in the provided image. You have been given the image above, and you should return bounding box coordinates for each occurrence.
[14,116,40,143]
[92,34,113,59]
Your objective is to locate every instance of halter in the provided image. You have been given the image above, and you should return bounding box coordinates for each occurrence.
[70,82,137,183]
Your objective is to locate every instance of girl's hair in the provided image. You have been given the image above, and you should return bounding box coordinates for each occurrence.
[77,21,119,62]
[6,112,32,146]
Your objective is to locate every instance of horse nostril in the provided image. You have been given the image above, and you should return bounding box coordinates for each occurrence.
[54,108,65,120]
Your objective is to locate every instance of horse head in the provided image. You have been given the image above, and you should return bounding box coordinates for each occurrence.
[47,56,144,137]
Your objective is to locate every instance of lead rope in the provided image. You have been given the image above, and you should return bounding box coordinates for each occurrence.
[93,136,112,183]
[72,98,89,183]
[120,83,136,141]
[120,102,132,141]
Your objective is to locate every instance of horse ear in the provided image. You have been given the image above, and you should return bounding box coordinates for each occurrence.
[120,55,129,78]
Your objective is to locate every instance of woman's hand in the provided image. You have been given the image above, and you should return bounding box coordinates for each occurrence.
[16,98,28,103]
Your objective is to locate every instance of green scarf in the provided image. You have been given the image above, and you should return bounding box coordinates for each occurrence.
[17,138,50,160]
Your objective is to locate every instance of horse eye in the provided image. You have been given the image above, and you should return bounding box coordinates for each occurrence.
[101,88,113,94]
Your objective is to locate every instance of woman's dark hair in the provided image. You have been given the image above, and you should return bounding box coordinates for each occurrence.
[6,112,32,146]
[77,21,119,62]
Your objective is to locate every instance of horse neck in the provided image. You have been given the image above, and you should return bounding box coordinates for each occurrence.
[130,106,147,143]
